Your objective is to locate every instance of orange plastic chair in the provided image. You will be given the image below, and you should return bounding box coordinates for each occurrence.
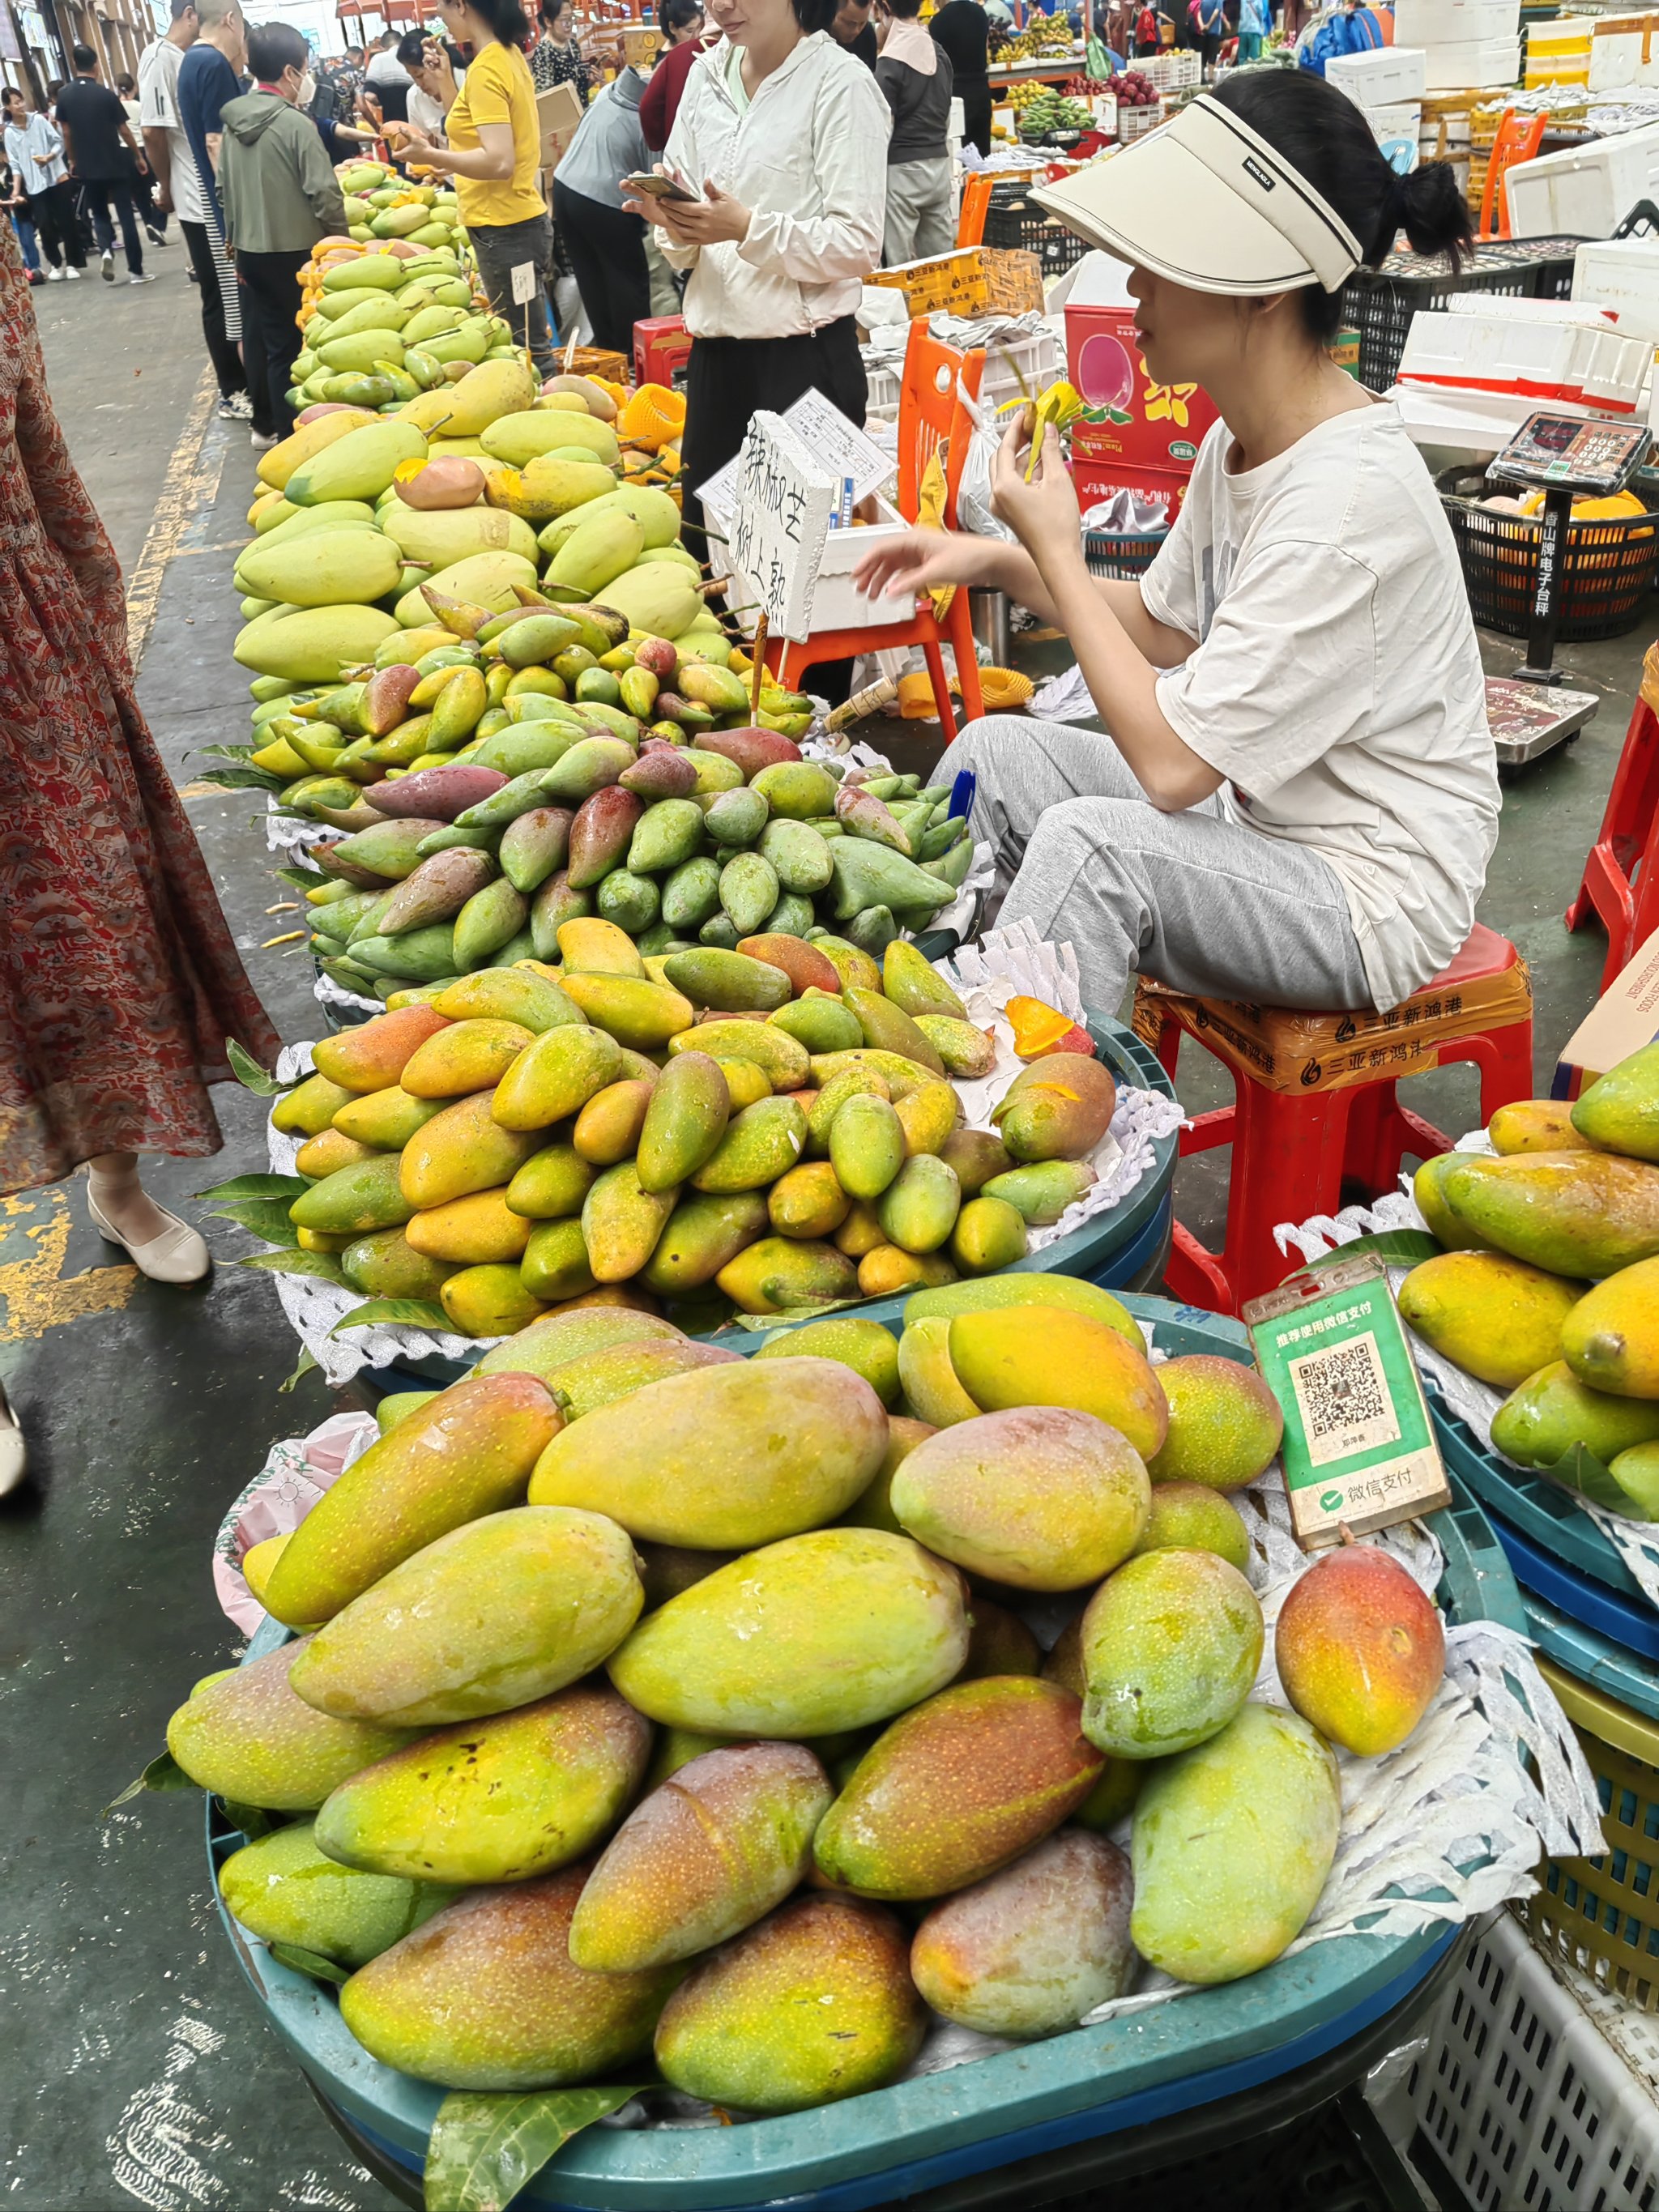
[1480,109,1546,241]
[957,172,995,249]
[763,323,987,736]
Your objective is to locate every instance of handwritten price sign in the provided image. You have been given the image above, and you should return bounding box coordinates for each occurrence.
[727,411,838,642]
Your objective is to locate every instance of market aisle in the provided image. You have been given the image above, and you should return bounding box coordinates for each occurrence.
[4,281,393,2210]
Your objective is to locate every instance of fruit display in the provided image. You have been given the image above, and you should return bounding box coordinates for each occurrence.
[997,9,1077,60]
[1112,69,1160,108]
[260,935,1124,1332]
[1399,1038,1659,1520]
[1017,90,1094,139]
[162,1276,1455,2117]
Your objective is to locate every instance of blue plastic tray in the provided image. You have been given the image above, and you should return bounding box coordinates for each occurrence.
[1517,1585,1659,1724]
[1480,1507,1659,1661]
[209,1292,1525,2210]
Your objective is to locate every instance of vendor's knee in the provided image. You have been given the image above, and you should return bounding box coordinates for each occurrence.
[1028,796,1148,874]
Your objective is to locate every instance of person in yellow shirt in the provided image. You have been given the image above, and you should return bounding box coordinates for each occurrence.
[397,0,558,374]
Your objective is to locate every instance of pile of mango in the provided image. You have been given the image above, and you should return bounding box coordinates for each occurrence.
[271,927,1115,1334]
[1403,1039,1659,1519]
[289,228,496,417]
[338,159,463,250]
[167,1273,1447,2104]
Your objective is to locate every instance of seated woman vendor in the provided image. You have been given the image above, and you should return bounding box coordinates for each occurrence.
[852,72,1500,1020]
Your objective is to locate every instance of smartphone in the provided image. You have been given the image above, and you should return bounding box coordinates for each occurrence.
[623,171,701,203]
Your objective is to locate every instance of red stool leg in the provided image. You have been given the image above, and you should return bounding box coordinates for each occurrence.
[1222,1081,1357,1311]
[1453,1020,1537,1127]
[1166,1221,1233,1311]
[1567,697,1659,934]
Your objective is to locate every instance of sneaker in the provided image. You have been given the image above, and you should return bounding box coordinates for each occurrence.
[45,266,63,282]
[126,272,156,285]
[64,265,82,279]
[100,249,113,280]
[217,391,254,421]
[145,227,166,247]
[250,430,279,451]
[26,270,43,284]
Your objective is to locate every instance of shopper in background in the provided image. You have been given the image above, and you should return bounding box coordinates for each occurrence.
[400,31,459,139]
[552,61,650,353]
[1,87,83,279]
[117,66,168,242]
[1236,0,1269,58]
[878,0,950,262]
[928,0,989,155]
[2,158,41,281]
[641,0,710,151]
[177,0,249,370]
[361,26,412,123]
[531,0,596,98]
[830,0,879,68]
[1133,3,1160,52]
[1195,0,1225,71]
[57,45,155,283]
[220,21,347,451]
[395,0,559,378]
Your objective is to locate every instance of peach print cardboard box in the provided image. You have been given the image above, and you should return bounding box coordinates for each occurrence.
[1061,249,1222,476]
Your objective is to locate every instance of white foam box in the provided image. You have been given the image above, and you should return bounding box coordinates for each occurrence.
[1573,235,1659,343]
[1424,36,1521,87]
[1392,0,1517,40]
[1589,12,1659,92]
[1398,300,1650,412]
[1326,45,1427,106]
[1506,118,1659,236]
[1368,99,1423,173]
[702,488,915,637]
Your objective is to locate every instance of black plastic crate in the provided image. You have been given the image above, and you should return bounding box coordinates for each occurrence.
[1436,464,1659,643]
[983,181,1091,278]
[1342,236,1584,391]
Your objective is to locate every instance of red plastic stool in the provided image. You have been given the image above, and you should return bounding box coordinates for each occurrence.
[1141,925,1536,1316]
[1567,640,1659,992]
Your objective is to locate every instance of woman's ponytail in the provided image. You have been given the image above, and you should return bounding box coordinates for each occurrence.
[1397,159,1474,270]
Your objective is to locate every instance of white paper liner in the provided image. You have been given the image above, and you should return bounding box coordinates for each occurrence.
[257,927,1183,1383]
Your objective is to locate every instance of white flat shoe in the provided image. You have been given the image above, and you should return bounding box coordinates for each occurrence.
[0,1381,25,1497]
[86,1189,211,1285]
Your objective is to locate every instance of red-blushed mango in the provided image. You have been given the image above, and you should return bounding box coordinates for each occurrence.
[573,1076,655,1166]
[1491,1100,1601,1157]
[1274,1542,1444,1757]
[550,1334,740,1420]
[315,1683,650,1886]
[441,1264,548,1337]
[840,1415,936,1533]
[295,1127,382,1180]
[901,1276,1145,1345]
[218,1820,454,1971]
[1039,1620,1144,1832]
[263,1374,561,1626]
[1130,1703,1340,1984]
[653,1895,925,2114]
[937,1127,1014,1196]
[990,1051,1115,1162]
[1081,1549,1262,1760]
[405,1185,532,1264]
[288,1506,643,1726]
[1132,1481,1251,1574]
[399,1087,547,1210]
[896,1315,981,1426]
[339,1864,675,2090]
[528,1356,886,1549]
[893,1407,1150,1592]
[957,1598,1040,1681]
[492,1021,622,1130]
[911,1831,1134,2036]
[813,1677,1103,1899]
[312,1002,450,1093]
[569,1743,833,1971]
[475,1303,683,1384]
[1145,1355,1284,1490]
[166,1640,417,1811]
[754,1315,900,1405]
[638,1190,768,1296]
[608,1528,969,1736]
[949,1306,1171,1461]
[400,1018,536,1099]
[738,932,842,995]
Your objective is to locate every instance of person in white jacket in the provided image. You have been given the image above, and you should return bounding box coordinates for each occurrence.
[625,0,889,531]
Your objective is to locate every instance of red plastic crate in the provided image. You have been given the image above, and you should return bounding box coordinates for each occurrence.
[633,314,694,393]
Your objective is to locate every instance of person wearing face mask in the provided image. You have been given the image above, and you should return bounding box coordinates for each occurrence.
[218,22,348,450]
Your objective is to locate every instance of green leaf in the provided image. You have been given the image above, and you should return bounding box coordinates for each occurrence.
[205,1197,302,1247]
[195,1173,309,1204]
[268,1942,351,1988]
[1294,1230,1441,1276]
[728,1298,859,1331]
[424,2086,645,2212]
[220,1799,283,1841]
[279,1346,321,1396]
[194,743,259,762]
[331,1298,453,1336]
[239,1249,347,1285]
[194,765,288,794]
[102,1750,198,1818]
[276,864,326,891]
[228,1038,297,1097]
[1542,1443,1659,1521]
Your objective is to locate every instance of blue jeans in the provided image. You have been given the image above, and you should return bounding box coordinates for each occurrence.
[9,208,38,272]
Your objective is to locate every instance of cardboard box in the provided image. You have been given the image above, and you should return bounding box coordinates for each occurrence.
[633,313,694,391]
[864,246,1044,318]
[1326,45,1428,106]
[1062,252,1220,476]
[623,24,661,65]
[535,79,583,178]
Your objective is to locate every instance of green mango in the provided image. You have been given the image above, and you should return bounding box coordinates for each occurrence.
[638,1191,768,1295]
[220,1820,454,1967]
[719,851,779,938]
[690,1097,809,1193]
[636,1050,731,1192]
[662,855,723,932]
[628,798,705,875]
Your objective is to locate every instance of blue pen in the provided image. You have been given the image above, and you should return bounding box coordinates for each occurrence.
[949,768,976,823]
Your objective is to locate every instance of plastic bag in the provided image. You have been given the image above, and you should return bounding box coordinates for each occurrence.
[957,383,1020,545]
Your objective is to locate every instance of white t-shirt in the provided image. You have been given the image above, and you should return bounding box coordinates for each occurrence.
[137,35,208,224]
[1141,399,1499,1011]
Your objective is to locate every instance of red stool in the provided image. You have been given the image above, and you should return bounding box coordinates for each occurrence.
[1567,640,1659,992]
[1139,925,1536,1316]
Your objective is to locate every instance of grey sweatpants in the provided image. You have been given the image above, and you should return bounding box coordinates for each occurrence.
[937,717,1375,1016]
[884,156,955,266]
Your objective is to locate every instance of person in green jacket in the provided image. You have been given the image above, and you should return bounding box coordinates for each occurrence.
[219,22,347,448]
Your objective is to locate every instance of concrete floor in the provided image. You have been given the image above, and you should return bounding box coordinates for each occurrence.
[0,254,1645,2211]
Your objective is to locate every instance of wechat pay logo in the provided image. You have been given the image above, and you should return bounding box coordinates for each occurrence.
[1320,1490,1345,1512]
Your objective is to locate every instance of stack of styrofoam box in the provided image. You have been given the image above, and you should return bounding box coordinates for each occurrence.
[1391,293,1653,451]
[1392,0,1521,92]
[1573,232,1659,344]
[1506,117,1659,237]
[1525,11,1593,89]
[1589,11,1659,95]
[1325,45,1425,173]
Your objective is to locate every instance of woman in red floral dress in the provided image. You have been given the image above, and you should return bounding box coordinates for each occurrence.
[0,222,279,1482]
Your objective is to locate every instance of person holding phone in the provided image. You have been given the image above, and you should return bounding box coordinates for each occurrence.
[625,0,889,531]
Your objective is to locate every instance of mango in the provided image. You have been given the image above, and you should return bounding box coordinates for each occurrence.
[881,938,966,1019]
[839,1417,935,1534]
[689,1095,808,1193]
[529,1356,885,1547]
[237,526,403,608]
[893,1407,1149,1592]
[1039,1625,1145,1833]
[331,1085,444,1150]
[290,1153,415,1237]
[1439,1151,1659,1278]
[1131,1703,1340,1984]
[1133,1481,1251,1573]
[492,1022,621,1129]
[1400,1252,1584,1393]
[431,970,578,1036]
[548,1335,739,1420]
[1276,1541,1444,1757]
[663,948,791,1014]
[911,1831,1134,2037]
[716,1236,858,1314]
[558,973,693,1052]
[339,1226,457,1302]
[766,1161,850,1240]
[273,1070,359,1137]
[257,406,377,489]
[635,1051,729,1192]
[859,1247,956,1298]
[1572,1042,1659,1161]
[957,1596,1040,1681]
[219,1821,452,1968]
[579,1161,676,1281]
[378,499,537,569]
[638,1191,768,1295]
[672,1018,809,1089]
[829,1091,906,1202]
[263,1374,560,1626]
[1080,1549,1262,1758]
[949,1306,1170,1461]
[441,1264,548,1337]
[772,997,864,1056]
[398,1016,534,1100]
[290,1506,642,1728]
[406,1185,532,1264]
[893,1080,962,1160]
[814,1677,1102,1899]
[653,1894,923,2113]
[569,1743,832,1972]
[608,1528,967,1735]
[312,1003,449,1093]
[295,1127,382,1181]
[339,1864,672,2090]
[592,561,702,640]
[572,1076,654,1166]
[915,1016,997,1080]
[377,1389,441,1434]
[519,1217,597,1303]
[1491,1358,1659,1468]
[981,1159,1097,1225]
[1145,1353,1283,1490]
[286,419,427,505]
[1559,1254,1659,1397]
[1603,1443,1659,1519]
[751,1322,898,1415]
[948,1195,1029,1276]
[395,1088,541,1213]
[992,1052,1115,1162]
[395,551,538,629]
[875,1153,961,1255]
[1491,1100,1601,1157]
[1414,1153,1493,1251]
[896,1315,981,1427]
[166,1642,415,1810]
[481,409,621,467]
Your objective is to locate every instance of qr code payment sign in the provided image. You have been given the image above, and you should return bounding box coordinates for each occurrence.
[1289,1332,1401,1467]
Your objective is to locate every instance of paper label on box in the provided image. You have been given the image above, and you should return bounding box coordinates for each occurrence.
[725,411,838,642]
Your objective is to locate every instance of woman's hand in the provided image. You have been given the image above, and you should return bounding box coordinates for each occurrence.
[657,178,750,245]
[852,526,978,603]
[990,410,1082,553]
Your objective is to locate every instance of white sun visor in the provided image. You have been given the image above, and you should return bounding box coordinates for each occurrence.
[1031,94,1367,296]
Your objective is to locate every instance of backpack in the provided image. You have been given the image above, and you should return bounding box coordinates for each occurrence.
[1299,5,1384,73]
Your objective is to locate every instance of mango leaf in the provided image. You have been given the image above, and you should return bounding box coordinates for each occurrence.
[268,1942,351,1988]
[729,1298,859,1331]
[228,1038,297,1097]
[194,743,259,763]
[279,1347,320,1396]
[424,2086,645,2212]
[331,1298,452,1336]
[219,1798,282,1841]
[195,1173,309,1204]
[276,865,326,891]
[1292,1230,1440,1276]
[102,1750,198,1818]
[1541,1443,1659,1521]
[240,1249,347,1285]
[205,1197,302,1247]
[194,765,288,795]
